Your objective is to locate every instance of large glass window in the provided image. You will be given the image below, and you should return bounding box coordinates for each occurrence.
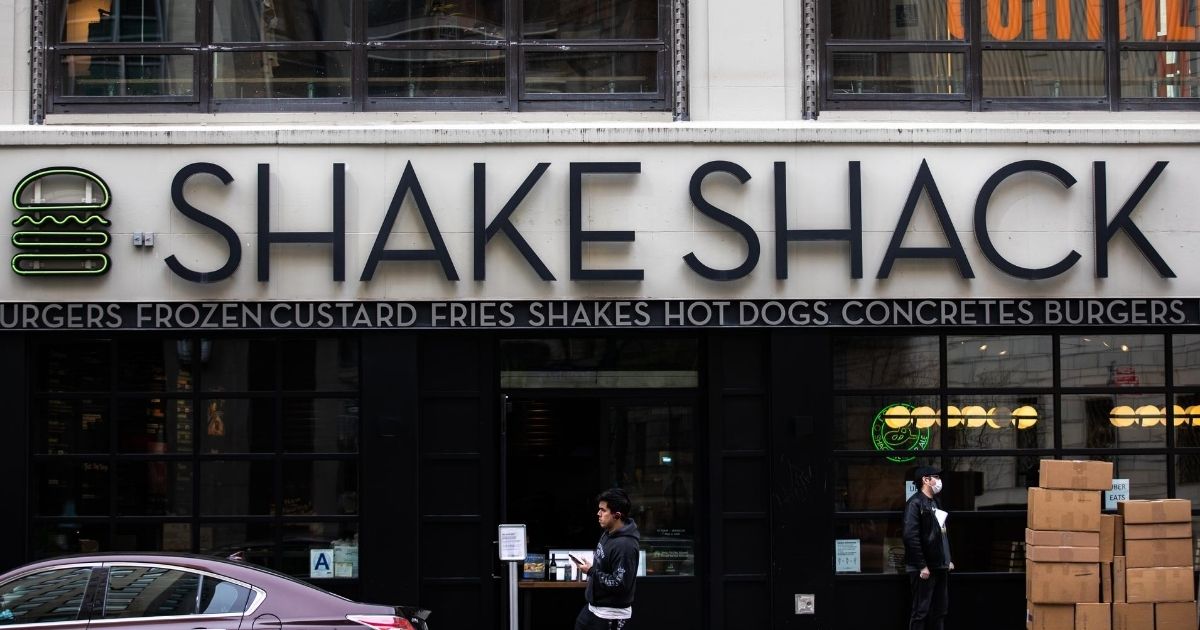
[49,0,672,113]
[30,336,360,585]
[832,332,1199,577]
[824,0,1200,110]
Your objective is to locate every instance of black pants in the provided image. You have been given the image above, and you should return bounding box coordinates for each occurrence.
[908,569,948,630]
[574,606,629,630]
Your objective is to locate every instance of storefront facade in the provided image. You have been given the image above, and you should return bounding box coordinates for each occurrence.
[0,132,1198,630]
[3,1,1200,629]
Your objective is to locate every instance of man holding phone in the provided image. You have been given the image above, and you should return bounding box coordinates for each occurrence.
[573,488,640,630]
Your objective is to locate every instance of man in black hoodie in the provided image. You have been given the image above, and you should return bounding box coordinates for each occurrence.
[573,488,641,630]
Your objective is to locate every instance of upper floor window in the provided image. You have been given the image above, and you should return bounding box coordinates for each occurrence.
[49,0,672,114]
[822,0,1200,110]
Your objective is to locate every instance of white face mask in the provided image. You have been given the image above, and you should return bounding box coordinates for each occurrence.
[931,478,943,494]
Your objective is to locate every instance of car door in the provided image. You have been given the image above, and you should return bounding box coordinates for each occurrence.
[91,564,249,630]
[0,564,98,630]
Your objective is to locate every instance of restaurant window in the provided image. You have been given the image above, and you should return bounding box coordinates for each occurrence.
[831,332,1198,577]
[30,336,361,591]
[47,0,672,114]
[823,0,1200,110]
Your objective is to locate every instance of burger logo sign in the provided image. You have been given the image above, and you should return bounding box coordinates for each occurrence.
[11,167,112,276]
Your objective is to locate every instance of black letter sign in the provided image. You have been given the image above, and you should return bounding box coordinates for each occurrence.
[165,163,242,283]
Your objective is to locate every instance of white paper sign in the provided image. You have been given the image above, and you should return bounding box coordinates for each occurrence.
[1106,478,1130,510]
[835,539,861,573]
[310,549,334,578]
[905,481,917,502]
[498,524,528,561]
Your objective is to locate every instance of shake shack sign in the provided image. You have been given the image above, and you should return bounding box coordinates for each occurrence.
[0,299,1195,331]
[11,158,1179,284]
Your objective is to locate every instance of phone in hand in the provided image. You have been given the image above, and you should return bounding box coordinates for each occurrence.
[568,554,583,565]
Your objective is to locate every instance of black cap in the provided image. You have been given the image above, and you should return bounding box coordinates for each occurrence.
[913,466,941,482]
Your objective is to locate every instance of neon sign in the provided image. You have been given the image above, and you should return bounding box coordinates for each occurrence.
[871,402,932,463]
[11,167,112,276]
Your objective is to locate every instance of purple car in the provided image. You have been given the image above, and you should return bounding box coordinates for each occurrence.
[0,553,430,630]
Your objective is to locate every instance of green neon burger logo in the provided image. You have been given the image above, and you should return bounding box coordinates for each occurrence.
[871,402,932,463]
[11,167,112,276]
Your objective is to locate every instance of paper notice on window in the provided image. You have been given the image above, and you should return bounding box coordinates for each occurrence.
[835,539,860,573]
[934,509,948,529]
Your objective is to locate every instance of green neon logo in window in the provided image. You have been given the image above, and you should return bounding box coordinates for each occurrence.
[871,403,932,464]
[11,167,112,276]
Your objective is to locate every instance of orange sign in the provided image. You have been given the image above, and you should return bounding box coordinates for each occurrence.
[949,0,1199,42]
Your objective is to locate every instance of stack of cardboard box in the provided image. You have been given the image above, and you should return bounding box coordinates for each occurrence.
[1026,459,1111,630]
[1115,498,1196,630]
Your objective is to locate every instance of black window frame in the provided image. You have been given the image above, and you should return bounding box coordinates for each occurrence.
[28,334,362,595]
[45,0,674,114]
[831,330,1200,579]
[821,0,1200,112]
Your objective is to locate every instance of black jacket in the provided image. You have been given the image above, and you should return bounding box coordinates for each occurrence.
[902,492,950,572]
[585,518,641,608]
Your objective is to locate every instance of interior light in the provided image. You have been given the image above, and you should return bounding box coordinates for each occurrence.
[1109,405,1137,427]
[1136,404,1163,427]
[911,406,939,429]
[987,407,1009,429]
[945,405,964,428]
[998,350,1008,356]
[963,405,988,428]
[1167,405,1188,427]
[884,405,912,429]
[1012,405,1038,429]
[1121,344,1130,352]
[1188,404,1200,427]
[979,344,988,351]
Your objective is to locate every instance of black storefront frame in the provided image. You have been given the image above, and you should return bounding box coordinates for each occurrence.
[829,328,1200,630]
[21,332,365,598]
[6,323,1200,630]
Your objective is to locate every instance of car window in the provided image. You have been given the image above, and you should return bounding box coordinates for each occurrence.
[103,566,199,619]
[197,576,251,615]
[0,567,93,625]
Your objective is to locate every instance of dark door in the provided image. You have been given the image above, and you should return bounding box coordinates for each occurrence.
[501,394,702,630]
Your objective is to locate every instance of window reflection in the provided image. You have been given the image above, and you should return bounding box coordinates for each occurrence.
[1121,51,1200,98]
[830,0,963,40]
[833,336,939,389]
[981,0,1103,42]
[983,50,1105,97]
[1061,394,1166,448]
[366,0,503,40]
[61,54,194,97]
[213,0,352,42]
[831,52,965,95]
[948,335,1051,388]
[1121,0,1200,42]
[367,50,507,98]
[523,0,657,39]
[1061,334,1165,387]
[213,51,352,99]
[941,456,1037,510]
[525,52,658,94]
[835,457,940,511]
[61,0,195,43]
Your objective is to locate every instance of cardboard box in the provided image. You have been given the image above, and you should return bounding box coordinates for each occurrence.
[1028,603,1074,630]
[1125,538,1194,568]
[1111,603,1153,630]
[1126,567,1196,603]
[1101,561,1112,603]
[1041,459,1114,491]
[1027,545,1102,563]
[1125,522,1193,540]
[1115,516,1125,556]
[1075,603,1110,630]
[1100,515,1116,563]
[1155,601,1198,630]
[1028,561,1102,604]
[1114,556,1127,603]
[1029,488,1103,532]
[1119,499,1192,524]
[1028,528,1103,548]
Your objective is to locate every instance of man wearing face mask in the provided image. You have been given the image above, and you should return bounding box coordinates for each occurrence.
[902,466,954,630]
